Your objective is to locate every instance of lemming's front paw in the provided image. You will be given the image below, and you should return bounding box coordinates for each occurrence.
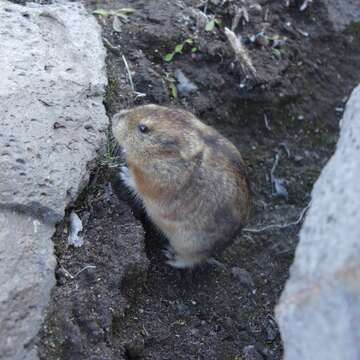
[162,245,175,260]
[120,165,137,192]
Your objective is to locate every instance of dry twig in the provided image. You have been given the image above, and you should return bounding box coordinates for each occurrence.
[300,0,312,11]
[103,38,121,55]
[264,114,271,131]
[60,265,96,279]
[122,54,135,92]
[224,27,257,78]
[243,202,311,233]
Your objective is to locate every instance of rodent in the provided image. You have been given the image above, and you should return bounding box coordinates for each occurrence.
[112,104,251,268]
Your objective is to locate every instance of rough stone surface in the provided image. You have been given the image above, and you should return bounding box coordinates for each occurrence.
[276,84,360,360]
[0,211,55,360]
[0,1,108,359]
[324,0,360,31]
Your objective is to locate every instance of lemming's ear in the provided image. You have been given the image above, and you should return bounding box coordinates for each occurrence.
[179,134,204,160]
[112,109,130,126]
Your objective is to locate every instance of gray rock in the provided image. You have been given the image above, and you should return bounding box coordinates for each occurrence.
[0,1,107,359]
[0,1,107,219]
[276,84,360,360]
[67,211,84,247]
[0,211,55,360]
[324,0,360,31]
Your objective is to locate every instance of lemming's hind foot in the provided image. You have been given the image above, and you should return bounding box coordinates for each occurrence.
[163,248,192,269]
[166,258,192,269]
[162,245,175,261]
[163,246,207,269]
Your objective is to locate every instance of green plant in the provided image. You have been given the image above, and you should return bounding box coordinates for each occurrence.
[104,129,119,167]
[164,38,195,62]
[164,74,178,99]
[271,48,282,59]
[205,17,221,32]
[93,8,135,21]
[169,81,178,99]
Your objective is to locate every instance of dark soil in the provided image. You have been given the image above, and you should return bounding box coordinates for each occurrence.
[37,1,360,359]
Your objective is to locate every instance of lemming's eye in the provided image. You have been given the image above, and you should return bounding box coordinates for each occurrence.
[138,124,149,134]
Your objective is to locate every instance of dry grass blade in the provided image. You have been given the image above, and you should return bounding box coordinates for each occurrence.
[243,202,312,233]
[224,27,257,78]
[122,55,135,92]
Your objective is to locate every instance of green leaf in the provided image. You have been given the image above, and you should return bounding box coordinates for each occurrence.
[112,16,122,32]
[93,9,112,16]
[185,38,193,44]
[272,48,281,59]
[115,8,136,15]
[164,52,175,62]
[174,43,184,54]
[205,18,215,32]
[169,83,178,99]
[93,8,135,18]
[117,13,129,22]
[191,47,198,53]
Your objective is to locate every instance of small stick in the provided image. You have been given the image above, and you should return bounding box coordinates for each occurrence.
[264,7,269,22]
[60,265,96,279]
[203,0,208,15]
[103,38,121,56]
[142,325,150,337]
[122,54,135,92]
[300,0,312,11]
[134,91,147,98]
[243,202,311,233]
[231,7,242,31]
[264,114,271,131]
[207,258,227,270]
[73,265,96,278]
[224,27,257,78]
[270,152,280,181]
[279,142,291,158]
[61,266,75,279]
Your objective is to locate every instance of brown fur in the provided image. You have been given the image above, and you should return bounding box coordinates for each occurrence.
[112,104,251,268]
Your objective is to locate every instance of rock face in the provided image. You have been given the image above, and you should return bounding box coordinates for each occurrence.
[276,85,360,360]
[0,1,107,359]
[324,0,360,31]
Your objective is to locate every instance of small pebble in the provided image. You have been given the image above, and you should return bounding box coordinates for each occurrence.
[175,69,198,96]
[68,211,83,247]
[243,345,263,360]
[255,33,269,47]
[125,340,145,359]
[55,267,68,286]
[224,317,233,328]
[176,303,191,316]
[293,155,304,164]
[264,318,278,342]
[272,177,288,200]
[231,267,255,289]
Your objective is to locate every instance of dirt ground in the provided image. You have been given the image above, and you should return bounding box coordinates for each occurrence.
[36,0,360,359]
